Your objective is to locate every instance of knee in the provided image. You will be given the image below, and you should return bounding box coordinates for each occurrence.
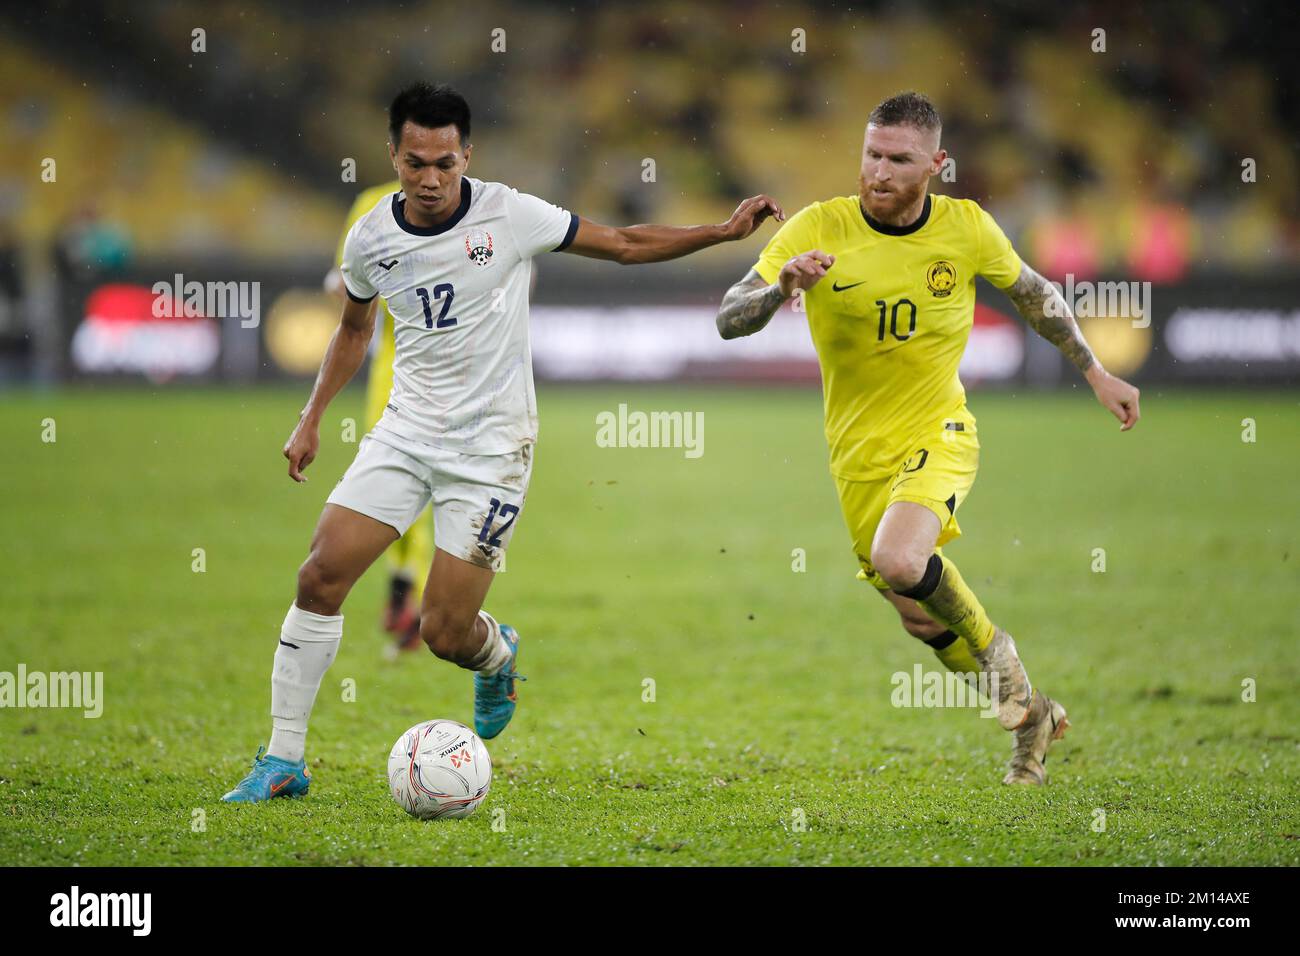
[419,606,476,662]
[296,555,348,616]
[870,543,931,593]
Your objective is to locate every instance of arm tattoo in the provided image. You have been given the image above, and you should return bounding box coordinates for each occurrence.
[716,269,788,339]
[1004,262,1096,374]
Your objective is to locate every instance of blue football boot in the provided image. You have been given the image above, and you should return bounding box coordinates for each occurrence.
[474,624,526,739]
[221,746,310,803]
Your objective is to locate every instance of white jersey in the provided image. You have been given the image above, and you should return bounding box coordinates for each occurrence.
[339,176,578,454]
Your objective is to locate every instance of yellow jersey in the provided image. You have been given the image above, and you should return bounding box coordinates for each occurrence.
[753,193,1022,480]
[336,181,400,429]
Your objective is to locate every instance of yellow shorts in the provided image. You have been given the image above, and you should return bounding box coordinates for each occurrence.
[833,406,980,591]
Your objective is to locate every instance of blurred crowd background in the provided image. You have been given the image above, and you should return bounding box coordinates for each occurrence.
[0,0,1296,386]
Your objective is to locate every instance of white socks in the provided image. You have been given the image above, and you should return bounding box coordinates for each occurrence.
[264,605,503,763]
[464,610,512,676]
[267,604,342,763]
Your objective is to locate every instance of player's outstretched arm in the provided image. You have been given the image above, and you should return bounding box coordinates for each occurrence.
[1003,260,1141,431]
[563,195,784,265]
[283,295,377,482]
[716,250,836,339]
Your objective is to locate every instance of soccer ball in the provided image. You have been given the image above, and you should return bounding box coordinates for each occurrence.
[387,719,492,820]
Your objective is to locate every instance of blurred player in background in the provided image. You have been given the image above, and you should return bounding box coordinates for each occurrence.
[223,81,783,803]
[716,92,1140,786]
[325,181,431,656]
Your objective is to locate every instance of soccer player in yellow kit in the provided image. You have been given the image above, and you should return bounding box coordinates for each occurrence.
[325,181,432,653]
[716,92,1141,785]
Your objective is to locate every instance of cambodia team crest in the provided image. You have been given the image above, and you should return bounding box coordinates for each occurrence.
[465,229,494,266]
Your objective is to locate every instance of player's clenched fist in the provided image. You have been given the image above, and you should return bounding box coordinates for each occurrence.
[283,419,320,482]
[1086,366,1142,431]
[778,250,836,298]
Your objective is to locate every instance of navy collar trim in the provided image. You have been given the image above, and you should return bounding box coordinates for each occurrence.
[860,193,931,236]
[392,178,472,236]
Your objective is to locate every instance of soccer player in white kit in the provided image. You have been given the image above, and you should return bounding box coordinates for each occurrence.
[223,82,784,802]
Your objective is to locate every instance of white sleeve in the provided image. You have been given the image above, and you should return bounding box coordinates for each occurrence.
[506,188,579,259]
[339,221,377,302]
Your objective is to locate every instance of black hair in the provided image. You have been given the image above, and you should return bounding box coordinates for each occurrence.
[868,91,942,135]
[388,82,471,148]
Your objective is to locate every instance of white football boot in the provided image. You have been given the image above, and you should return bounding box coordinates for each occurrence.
[1003,692,1070,786]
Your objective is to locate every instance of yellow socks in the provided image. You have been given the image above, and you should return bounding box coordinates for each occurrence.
[897,553,996,654]
[924,629,980,675]
[388,507,434,600]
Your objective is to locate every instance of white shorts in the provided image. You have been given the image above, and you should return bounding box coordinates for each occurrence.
[326,427,533,571]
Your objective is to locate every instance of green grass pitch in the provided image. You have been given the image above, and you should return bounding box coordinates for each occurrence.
[1,384,1297,865]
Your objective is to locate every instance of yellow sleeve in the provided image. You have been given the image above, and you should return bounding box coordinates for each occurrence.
[752,203,821,285]
[974,203,1023,289]
[336,183,399,266]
